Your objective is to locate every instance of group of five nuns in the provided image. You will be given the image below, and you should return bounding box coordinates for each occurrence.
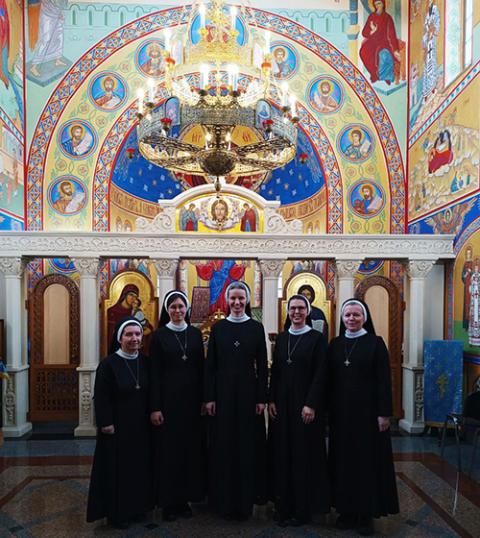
[87,282,398,535]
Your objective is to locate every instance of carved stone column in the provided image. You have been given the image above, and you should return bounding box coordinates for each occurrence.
[0,257,30,437]
[259,259,284,349]
[400,260,435,434]
[72,257,100,437]
[153,258,178,309]
[333,259,362,333]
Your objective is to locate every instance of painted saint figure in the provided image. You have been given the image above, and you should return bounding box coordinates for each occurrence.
[469,258,480,346]
[0,0,9,88]
[94,76,122,109]
[140,42,164,77]
[195,259,246,314]
[30,0,68,78]
[462,246,473,330]
[52,179,85,214]
[359,0,400,85]
[107,284,141,348]
[356,184,383,215]
[180,203,199,231]
[422,0,440,102]
[343,129,372,162]
[272,47,292,79]
[313,80,339,113]
[428,129,453,174]
[61,124,93,157]
[240,203,257,232]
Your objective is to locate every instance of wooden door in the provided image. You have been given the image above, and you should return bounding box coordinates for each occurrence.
[355,276,404,419]
[28,275,80,422]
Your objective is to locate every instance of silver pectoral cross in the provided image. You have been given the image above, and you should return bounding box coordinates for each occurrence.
[234,341,241,348]
[344,359,351,367]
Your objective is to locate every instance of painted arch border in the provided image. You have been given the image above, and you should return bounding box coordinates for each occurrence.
[26,5,405,233]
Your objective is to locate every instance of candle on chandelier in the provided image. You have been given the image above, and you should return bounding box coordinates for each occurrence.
[164,27,171,54]
[205,132,212,149]
[230,5,237,29]
[200,64,210,89]
[228,64,239,92]
[281,81,289,107]
[137,89,145,114]
[147,78,155,102]
[225,132,232,151]
[264,30,271,56]
[199,2,206,29]
[289,95,297,117]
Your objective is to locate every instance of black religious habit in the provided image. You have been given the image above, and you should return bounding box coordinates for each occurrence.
[204,318,268,517]
[149,326,206,507]
[328,334,399,517]
[268,329,330,520]
[86,353,153,523]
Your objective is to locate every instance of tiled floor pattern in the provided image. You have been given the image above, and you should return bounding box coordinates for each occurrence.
[0,452,479,537]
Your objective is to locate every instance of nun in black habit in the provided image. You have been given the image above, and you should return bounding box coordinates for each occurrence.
[268,294,329,527]
[87,317,153,529]
[149,290,206,521]
[328,299,399,536]
[204,281,268,520]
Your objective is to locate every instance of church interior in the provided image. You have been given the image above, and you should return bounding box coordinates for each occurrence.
[0,0,480,535]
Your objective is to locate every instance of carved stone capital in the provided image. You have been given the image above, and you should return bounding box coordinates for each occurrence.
[0,257,24,277]
[4,374,16,426]
[79,372,93,426]
[259,259,285,278]
[414,370,424,422]
[153,258,178,277]
[72,257,100,277]
[406,260,435,279]
[333,259,362,278]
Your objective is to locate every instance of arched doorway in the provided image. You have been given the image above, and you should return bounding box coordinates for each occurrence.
[28,274,80,422]
[355,276,404,419]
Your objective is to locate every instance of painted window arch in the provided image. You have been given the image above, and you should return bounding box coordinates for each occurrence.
[445,0,474,86]
[324,14,332,33]
[71,6,78,26]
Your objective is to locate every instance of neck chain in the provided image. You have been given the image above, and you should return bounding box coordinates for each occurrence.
[287,334,304,365]
[344,338,358,367]
[173,330,188,361]
[122,356,140,389]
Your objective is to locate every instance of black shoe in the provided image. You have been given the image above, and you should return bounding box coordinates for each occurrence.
[357,516,374,536]
[277,518,289,527]
[108,518,129,529]
[131,513,146,523]
[335,513,355,529]
[177,504,193,518]
[162,508,177,522]
[288,517,308,527]
[235,512,249,522]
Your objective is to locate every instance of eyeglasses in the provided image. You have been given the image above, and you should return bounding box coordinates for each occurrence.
[289,306,307,311]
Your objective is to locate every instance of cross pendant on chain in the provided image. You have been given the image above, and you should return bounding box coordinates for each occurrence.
[234,341,241,348]
[344,359,351,367]
[286,358,292,365]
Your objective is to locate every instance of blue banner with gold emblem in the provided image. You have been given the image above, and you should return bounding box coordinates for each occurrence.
[424,340,463,426]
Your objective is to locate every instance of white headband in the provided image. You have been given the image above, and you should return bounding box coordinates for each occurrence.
[225,281,251,304]
[163,290,190,310]
[341,300,368,321]
[288,294,311,315]
[117,319,143,342]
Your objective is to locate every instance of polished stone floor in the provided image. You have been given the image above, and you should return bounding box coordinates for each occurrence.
[0,434,479,537]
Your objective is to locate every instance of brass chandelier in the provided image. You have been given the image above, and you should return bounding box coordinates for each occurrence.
[136,0,299,182]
